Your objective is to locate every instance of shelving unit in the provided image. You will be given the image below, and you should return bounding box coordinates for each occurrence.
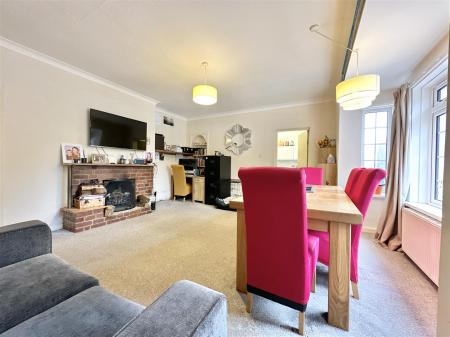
[156,150,193,156]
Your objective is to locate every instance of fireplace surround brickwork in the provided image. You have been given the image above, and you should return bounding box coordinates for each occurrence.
[61,164,154,233]
[70,165,153,198]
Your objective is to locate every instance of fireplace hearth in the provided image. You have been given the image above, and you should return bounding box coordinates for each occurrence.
[104,179,136,212]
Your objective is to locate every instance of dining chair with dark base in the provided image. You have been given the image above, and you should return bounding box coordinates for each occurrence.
[309,167,386,300]
[300,167,324,185]
[239,167,319,335]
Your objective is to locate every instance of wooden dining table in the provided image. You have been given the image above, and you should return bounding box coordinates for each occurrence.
[229,185,362,331]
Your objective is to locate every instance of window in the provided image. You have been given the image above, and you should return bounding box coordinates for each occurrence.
[362,108,390,173]
[437,84,447,103]
[409,59,448,209]
[431,83,447,204]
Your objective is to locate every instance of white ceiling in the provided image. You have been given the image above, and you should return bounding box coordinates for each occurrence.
[0,0,356,118]
[348,0,449,90]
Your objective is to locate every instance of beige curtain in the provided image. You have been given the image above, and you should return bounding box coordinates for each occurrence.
[375,84,410,250]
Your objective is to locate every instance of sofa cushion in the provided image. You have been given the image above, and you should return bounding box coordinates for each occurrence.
[0,254,98,333]
[2,286,143,337]
[113,280,227,337]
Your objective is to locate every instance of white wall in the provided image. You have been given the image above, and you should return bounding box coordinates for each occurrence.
[409,33,448,84]
[187,101,338,178]
[153,110,187,201]
[1,46,156,230]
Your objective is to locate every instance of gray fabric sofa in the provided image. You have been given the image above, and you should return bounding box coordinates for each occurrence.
[0,220,227,337]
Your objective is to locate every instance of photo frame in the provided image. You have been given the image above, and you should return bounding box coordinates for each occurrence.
[61,143,83,164]
[163,115,174,126]
[91,154,107,164]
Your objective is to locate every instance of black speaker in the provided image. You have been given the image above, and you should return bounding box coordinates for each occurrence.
[155,133,165,151]
[205,156,231,205]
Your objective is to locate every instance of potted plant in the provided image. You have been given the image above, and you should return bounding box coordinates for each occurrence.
[375,182,385,195]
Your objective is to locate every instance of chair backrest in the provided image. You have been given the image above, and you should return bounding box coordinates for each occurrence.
[346,168,386,283]
[344,168,364,200]
[300,167,323,185]
[238,167,311,307]
[171,165,187,194]
[351,168,386,219]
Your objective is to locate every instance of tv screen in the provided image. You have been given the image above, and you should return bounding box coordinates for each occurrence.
[89,109,147,150]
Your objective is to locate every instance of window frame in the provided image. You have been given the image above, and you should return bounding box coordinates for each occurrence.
[361,105,393,172]
[409,56,448,208]
[434,82,448,108]
[430,81,447,206]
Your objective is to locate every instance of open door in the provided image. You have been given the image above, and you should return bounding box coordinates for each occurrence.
[276,129,309,168]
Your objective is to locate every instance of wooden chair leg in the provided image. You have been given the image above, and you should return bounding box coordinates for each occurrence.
[351,281,360,300]
[311,270,316,293]
[298,311,305,335]
[246,292,253,313]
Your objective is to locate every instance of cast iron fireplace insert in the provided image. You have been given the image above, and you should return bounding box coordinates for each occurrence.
[104,179,136,212]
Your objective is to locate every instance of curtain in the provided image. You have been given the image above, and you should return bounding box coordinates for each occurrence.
[375,84,410,250]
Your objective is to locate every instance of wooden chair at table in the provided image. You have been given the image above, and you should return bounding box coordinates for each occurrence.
[239,167,319,335]
[171,164,192,201]
[309,168,386,300]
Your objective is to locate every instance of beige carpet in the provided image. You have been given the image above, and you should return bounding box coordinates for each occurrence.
[53,201,437,337]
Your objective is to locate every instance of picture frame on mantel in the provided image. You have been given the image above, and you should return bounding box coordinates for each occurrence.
[61,143,83,164]
[91,154,107,164]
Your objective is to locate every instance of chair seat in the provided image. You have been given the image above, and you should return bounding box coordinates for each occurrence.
[0,254,98,333]
[308,230,329,266]
[2,286,143,337]
[175,182,191,197]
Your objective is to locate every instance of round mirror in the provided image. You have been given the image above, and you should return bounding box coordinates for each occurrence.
[224,124,252,155]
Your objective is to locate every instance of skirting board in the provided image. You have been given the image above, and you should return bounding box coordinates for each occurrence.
[362,227,377,234]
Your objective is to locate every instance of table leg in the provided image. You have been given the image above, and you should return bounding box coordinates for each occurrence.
[328,221,351,331]
[236,209,247,293]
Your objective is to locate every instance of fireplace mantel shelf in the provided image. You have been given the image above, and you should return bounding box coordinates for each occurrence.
[64,163,154,167]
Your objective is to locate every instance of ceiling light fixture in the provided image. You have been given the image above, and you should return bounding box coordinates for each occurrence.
[193,61,218,106]
[309,24,380,111]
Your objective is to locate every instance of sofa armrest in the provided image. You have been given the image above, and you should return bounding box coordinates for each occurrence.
[0,220,52,268]
[114,280,227,337]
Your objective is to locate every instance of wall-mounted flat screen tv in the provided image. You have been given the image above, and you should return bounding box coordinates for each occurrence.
[89,109,147,150]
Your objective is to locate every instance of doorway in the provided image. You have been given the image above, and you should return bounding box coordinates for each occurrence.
[276,129,309,168]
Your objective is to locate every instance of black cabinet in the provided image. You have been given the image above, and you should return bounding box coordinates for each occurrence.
[205,156,231,205]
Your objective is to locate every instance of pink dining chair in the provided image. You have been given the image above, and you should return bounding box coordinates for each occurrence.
[300,167,324,185]
[309,168,386,300]
[239,167,319,335]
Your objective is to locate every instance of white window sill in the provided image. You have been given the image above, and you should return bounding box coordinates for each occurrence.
[404,201,442,223]
[373,193,385,200]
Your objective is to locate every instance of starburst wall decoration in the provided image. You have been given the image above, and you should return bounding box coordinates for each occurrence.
[224,124,252,155]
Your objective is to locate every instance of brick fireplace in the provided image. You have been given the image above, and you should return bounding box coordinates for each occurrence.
[61,164,154,233]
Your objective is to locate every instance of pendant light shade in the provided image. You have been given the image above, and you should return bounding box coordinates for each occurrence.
[193,61,218,105]
[309,24,381,111]
[336,74,380,111]
[193,84,217,105]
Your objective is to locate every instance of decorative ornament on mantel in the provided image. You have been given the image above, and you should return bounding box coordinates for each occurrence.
[224,124,252,155]
[309,24,380,111]
[193,61,218,106]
